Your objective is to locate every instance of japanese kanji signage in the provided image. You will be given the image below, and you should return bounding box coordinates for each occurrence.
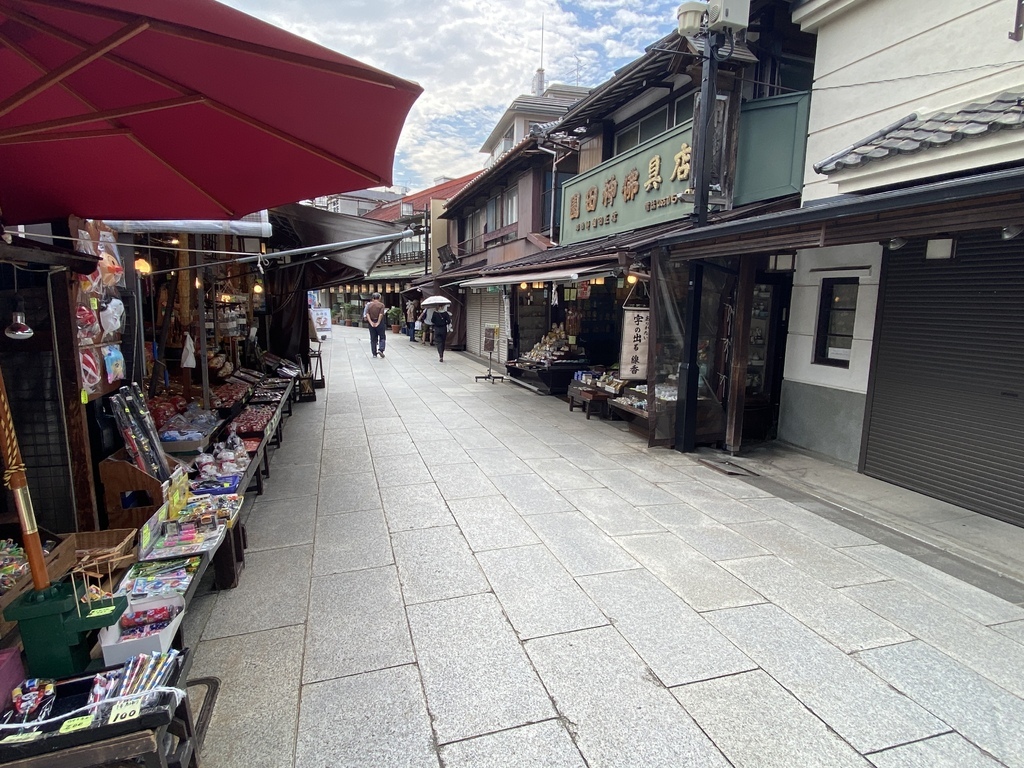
[560,122,694,245]
[619,308,649,380]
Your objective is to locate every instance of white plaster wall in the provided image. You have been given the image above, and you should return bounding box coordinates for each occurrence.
[784,242,882,394]
[794,0,1024,201]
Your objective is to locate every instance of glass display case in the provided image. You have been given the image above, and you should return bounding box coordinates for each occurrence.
[746,284,773,398]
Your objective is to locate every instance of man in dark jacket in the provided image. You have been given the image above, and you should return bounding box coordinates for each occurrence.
[363,292,386,358]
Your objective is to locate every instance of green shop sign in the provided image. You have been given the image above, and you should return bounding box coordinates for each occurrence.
[560,121,694,246]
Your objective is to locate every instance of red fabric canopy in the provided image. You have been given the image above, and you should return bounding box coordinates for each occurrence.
[0,0,422,224]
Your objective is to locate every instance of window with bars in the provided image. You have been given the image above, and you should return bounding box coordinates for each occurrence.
[814,277,859,367]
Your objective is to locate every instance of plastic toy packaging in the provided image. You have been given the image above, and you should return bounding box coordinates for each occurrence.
[9,679,56,726]
[120,604,178,629]
[195,451,216,479]
[79,347,102,392]
[76,304,102,343]
[100,297,125,339]
[103,344,125,383]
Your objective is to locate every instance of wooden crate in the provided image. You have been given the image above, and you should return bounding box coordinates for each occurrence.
[68,529,137,562]
[99,449,170,530]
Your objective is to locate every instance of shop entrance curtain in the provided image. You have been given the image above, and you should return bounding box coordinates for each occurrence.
[0,0,422,225]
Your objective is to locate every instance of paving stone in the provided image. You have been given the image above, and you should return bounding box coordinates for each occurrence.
[415,438,473,468]
[743,497,875,547]
[723,555,912,652]
[674,670,869,768]
[524,457,607,490]
[599,468,682,506]
[321,444,374,475]
[466,447,534,476]
[303,566,413,683]
[554,442,633,471]
[636,501,707,528]
[406,593,554,744]
[619,532,763,612]
[362,416,407,435]
[526,510,640,576]
[439,720,586,768]
[707,603,947,752]
[260,462,321,501]
[842,579,1024,697]
[430,462,500,500]
[995,619,1024,645]
[845,544,1024,625]
[858,640,1024,767]
[732,520,884,587]
[560,487,665,536]
[476,544,607,639]
[490,474,575,515]
[295,666,436,768]
[578,569,755,686]
[322,427,368,451]
[318,471,381,514]
[659,479,736,507]
[392,525,489,604]
[312,509,393,576]
[244,494,317,551]
[446,495,540,551]
[380,482,455,532]
[608,452,690,482]
[525,626,731,768]
[191,626,304,768]
[696,497,772,524]
[668,521,768,561]
[867,733,1004,768]
[499,435,561,459]
[687,470,775,499]
[451,426,504,450]
[373,453,434,487]
[371,431,421,456]
[202,545,311,640]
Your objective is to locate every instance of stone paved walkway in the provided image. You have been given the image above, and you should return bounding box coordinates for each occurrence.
[187,325,1024,768]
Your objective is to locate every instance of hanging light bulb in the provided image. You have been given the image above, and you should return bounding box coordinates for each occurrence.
[134,257,152,275]
[195,277,201,289]
[4,308,33,340]
[253,281,264,294]
[520,282,528,290]
[626,274,638,285]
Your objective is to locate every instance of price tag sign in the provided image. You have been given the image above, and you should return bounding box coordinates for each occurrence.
[59,715,94,734]
[90,297,99,310]
[86,604,117,619]
[107,698,141,725]
[80,388,89,404]
[2,731,40,743]
[140,523,151,550]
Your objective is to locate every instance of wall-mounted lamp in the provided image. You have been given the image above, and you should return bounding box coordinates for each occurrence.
[520,282,528,290]
[570,273,580,281]
[626,274,638,285]
[1001,223,1024,240]
[888,237,908,250]
[134,257,152,275]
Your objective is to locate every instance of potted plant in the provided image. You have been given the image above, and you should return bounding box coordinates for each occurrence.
[386,305,403,333]
[342,303,357,327]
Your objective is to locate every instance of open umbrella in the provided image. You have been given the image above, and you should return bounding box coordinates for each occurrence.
[420,295,452,308]
[0,0,422,225]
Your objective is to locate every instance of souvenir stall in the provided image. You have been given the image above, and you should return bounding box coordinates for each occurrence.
[504,275,623,395]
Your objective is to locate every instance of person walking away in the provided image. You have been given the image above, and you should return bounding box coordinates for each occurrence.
[430,303,452,362]
[405,300,418,342]
[363,292,387,358]
[419,307,433,346]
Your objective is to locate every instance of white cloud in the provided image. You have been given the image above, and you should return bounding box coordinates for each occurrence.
[224,0,679,190]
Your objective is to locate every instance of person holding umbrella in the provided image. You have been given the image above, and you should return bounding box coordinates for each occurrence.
[429,302,452,363]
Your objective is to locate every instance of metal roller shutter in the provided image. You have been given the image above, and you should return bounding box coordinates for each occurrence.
[862,230,1024,525]
[467,290,507,364]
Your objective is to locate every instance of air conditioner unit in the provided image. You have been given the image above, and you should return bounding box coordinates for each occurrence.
[706,0,749,32]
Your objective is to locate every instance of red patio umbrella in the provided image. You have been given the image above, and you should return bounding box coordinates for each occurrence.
[0,0,422,225]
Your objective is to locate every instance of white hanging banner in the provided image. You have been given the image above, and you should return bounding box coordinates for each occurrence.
[620,308,649,380]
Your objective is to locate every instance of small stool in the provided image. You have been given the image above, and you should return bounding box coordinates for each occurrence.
[580,389,610,419]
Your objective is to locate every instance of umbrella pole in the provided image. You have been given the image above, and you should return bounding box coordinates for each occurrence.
[0,364,50,591]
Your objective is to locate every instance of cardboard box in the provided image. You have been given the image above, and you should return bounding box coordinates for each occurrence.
[99,449,172,530]
[98,594,184,666]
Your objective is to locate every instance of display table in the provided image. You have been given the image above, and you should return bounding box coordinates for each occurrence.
[505,360,590,395]
[568,382,611,419]
[0,651,200,768]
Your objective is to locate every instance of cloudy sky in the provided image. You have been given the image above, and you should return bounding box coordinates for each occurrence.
[224,0,681,192]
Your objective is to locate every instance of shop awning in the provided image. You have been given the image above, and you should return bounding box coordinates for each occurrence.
[458,265,610,288]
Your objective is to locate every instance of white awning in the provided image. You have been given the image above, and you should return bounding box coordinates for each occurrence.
[458,265,610,288]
